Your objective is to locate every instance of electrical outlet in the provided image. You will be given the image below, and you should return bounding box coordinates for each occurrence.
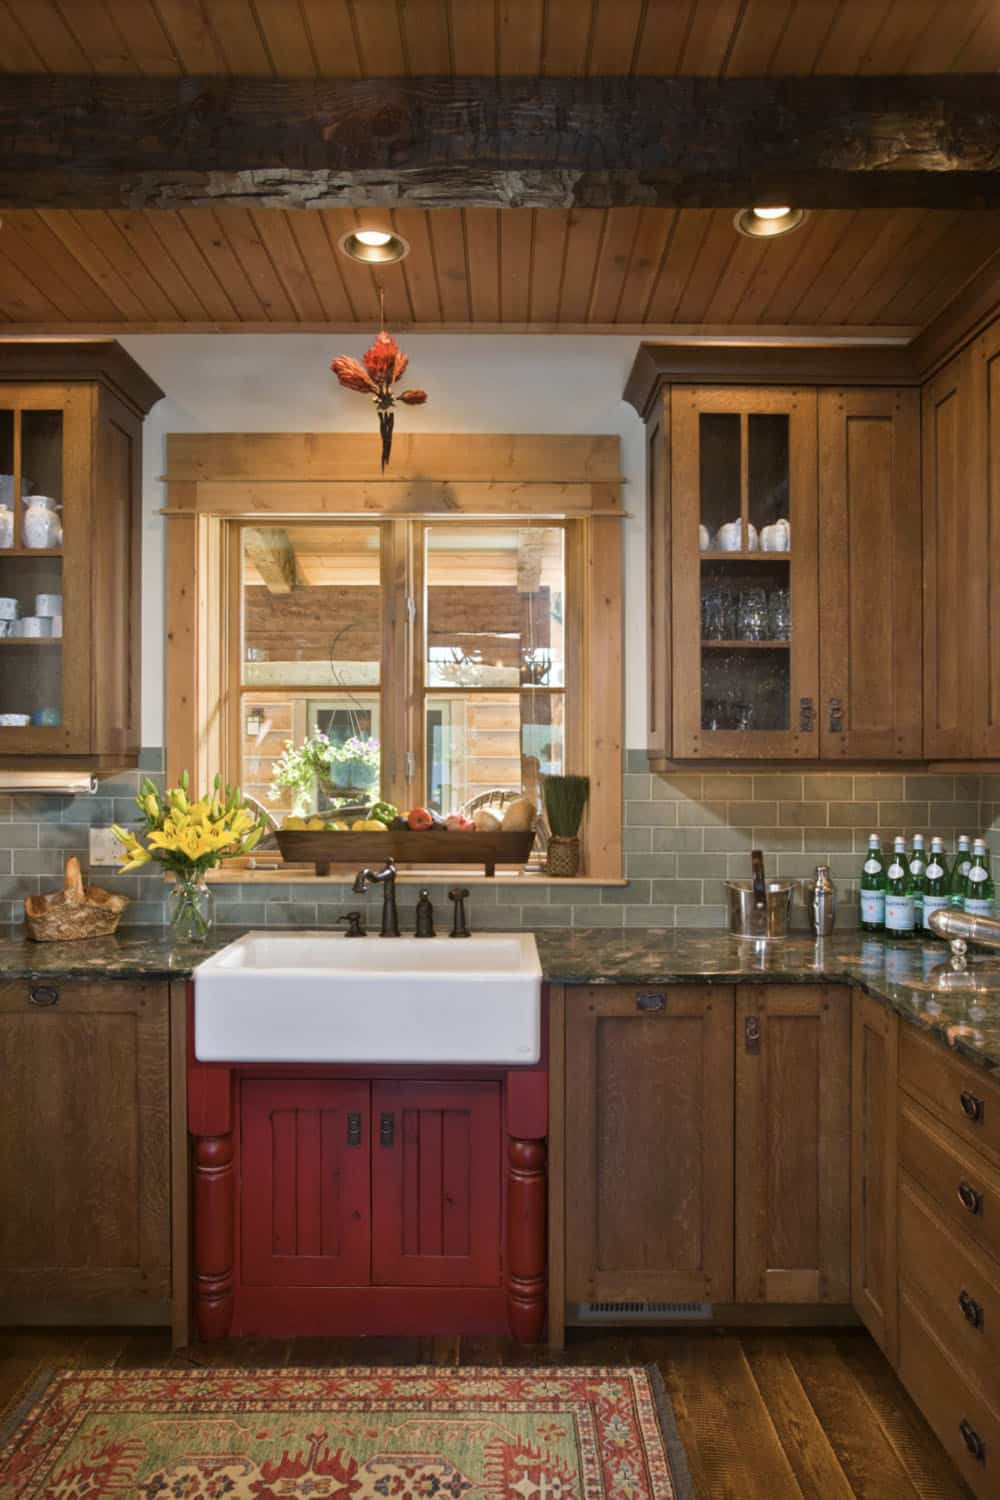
[89,826,123,866]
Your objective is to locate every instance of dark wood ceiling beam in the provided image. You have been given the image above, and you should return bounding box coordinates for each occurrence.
[0,74,999,210]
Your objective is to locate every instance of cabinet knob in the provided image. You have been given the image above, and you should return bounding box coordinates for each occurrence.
[959,1418,986,1464]
[636,991,665,1011]
[959,1290,985,1330]
[958,1180,984,1216]
[28,985,59,1007]
[960,1090,985,1124]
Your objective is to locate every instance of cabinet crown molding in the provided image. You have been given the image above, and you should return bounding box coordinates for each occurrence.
[0,340,164,417]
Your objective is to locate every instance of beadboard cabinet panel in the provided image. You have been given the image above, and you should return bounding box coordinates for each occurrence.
[819,388,922,759]
[0,979,171,1323]
[565,985,734,1304]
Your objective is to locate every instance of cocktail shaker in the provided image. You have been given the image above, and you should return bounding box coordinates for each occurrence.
[808,865,836,937]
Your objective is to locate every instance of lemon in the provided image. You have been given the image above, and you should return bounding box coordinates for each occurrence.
[326,820,349,831]
[284,815,306,830]
[306,816,326,830]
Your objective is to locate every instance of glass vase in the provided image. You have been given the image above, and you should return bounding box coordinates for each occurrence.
[169,875,215,943]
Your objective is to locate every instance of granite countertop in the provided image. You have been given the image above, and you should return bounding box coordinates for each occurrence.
[0,925,998,1080]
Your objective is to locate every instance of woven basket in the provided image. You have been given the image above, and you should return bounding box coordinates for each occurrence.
[545,835,581,878]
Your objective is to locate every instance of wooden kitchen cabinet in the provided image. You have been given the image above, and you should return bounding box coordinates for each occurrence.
[240,1079,370,1288]
[734,985,851,1303]
[372,1080,502,1287]
[0,343,162,770]
[818,389,922,759]
[923,328,1000,759]
[626,345,923,765]
[0,978,171,1324]
[851,988,899,1361]
[564,985,734,1306]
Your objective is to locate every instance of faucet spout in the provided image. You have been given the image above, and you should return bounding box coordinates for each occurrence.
[352,859,400,937]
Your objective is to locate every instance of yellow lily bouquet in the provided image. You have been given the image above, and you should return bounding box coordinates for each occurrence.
[112,771,266,941]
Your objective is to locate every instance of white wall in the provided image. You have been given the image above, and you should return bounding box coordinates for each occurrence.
[121,334,650,751]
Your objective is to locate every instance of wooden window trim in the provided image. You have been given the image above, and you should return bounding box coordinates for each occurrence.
[165,433,623,880]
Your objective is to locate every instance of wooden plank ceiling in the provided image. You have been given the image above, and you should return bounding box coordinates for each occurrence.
[1,0,997,77]
[1,206,999,332]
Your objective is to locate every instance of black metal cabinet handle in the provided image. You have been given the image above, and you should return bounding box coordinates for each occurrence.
[29,985,59,1007]
[379,1111,394,1148]
[958,1180,984,1215]
[745,1015,761,1054]
[828,697,844,734]
[799,697,815,732]
[636,991,665,1011]
[959,1290,985,1330]
[960,1090,985,1124]
[346,1111,362,1148]
[959,1419,986,1463]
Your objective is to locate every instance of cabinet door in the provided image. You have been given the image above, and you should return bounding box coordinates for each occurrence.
[922,345,988,758]
[372,1080,502,1287]
[735,986,850,1303]
[241,1080,370,1287]
[565,985,734,1305]
[0,979,170,1323]
[818,388,922,759]
[851,989,899,1363]
[0,387,93,756]
[670,387,819,759]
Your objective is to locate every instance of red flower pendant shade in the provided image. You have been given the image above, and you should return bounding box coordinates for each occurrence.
[331,326,428,470]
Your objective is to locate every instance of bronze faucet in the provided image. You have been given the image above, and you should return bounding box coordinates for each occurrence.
[352,858,400,937]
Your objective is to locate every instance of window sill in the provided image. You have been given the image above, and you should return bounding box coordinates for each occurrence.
[205,864,626,887]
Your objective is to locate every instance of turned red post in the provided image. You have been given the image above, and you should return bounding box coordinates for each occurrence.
[193,1132,235,1340]
[506,1136,546,1342]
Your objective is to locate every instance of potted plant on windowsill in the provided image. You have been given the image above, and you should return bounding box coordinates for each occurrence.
[112,772,268,942]
[542,774,590,877]
[269,731,381,815]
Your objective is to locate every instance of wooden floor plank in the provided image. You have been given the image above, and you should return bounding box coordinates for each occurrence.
[0,1324,969,1499]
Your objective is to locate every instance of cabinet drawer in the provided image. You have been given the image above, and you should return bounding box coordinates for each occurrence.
[900,1098,1000,1267]
[900,1028,1000,1167]
[899,1174,1000,1406]
[899,1289,999,1500]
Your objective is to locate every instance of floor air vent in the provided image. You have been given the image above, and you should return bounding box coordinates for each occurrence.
[571,1301,712,1324]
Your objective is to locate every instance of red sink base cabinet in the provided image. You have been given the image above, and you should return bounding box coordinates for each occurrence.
[186,984,548,1343]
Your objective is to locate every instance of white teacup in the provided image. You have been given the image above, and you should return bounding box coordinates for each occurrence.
[34,593,62,616]
[0,713,30,727]
[19,615,52,638]
[0,597,19,620]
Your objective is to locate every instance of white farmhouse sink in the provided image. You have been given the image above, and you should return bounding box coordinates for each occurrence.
[193,931,542,1065]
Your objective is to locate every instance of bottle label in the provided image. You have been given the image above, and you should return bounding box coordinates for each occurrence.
[926,861,944,880]
[860,891,885,924]
[887,862,905,880]
[922,894,949,928]
[969,866,989,884]
[885,895,914,931]
[863,858,882,875]
[909,859,926,876]
[965,898,996,918]
[959,860,971,878]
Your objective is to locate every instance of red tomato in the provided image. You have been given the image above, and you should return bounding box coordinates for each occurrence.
[407,807,433,830]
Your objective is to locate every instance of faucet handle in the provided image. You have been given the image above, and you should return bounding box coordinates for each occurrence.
[448,886,471,939]
[337,910,366,937]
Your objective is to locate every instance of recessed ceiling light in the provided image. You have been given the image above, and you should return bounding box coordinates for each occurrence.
[338,228,410,264]
[734,206,807,239]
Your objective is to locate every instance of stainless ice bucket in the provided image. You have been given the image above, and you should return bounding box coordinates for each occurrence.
[726,879,795,939]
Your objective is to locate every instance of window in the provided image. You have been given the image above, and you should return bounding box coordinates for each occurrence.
[165,431,622,879]
[237,521,569,830]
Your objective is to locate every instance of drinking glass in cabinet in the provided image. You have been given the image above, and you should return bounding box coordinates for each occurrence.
[737,587,769,641]
[768,587,791,640]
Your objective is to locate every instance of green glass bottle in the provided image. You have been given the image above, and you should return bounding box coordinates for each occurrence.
[885,835,915,939]
[949,834,972,907]
[921,836,950,936]
[964,838,996,918]
[907,833,927,935]
[859,832,886,932]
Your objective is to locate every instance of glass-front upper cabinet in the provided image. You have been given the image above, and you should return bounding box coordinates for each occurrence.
[670,388,819,757]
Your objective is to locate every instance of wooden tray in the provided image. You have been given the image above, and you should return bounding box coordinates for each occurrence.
[274,828,536,877]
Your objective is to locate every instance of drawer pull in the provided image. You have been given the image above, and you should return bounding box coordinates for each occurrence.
[958,1180,984,1216]
[29,985,59,1007]
[959,1290,985,1330]
[636,991,665,1012]
[346,1111,362,1148]
[960,1090,985,1124]
[379,1111,394,1148]
[959,1419,986,1464]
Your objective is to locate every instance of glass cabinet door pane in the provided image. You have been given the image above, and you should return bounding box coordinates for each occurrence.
[699,413,742,549]
[0,410,14,550]
[20,410,64,549]
[700,558,791,733]
[748,413,790,547]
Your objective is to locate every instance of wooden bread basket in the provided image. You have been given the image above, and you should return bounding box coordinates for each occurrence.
[24,856,129,941]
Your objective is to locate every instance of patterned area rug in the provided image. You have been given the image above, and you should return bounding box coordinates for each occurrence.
[0,1365,694,1499]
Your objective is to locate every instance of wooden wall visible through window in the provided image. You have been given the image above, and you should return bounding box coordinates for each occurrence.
[164,434,623,880]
